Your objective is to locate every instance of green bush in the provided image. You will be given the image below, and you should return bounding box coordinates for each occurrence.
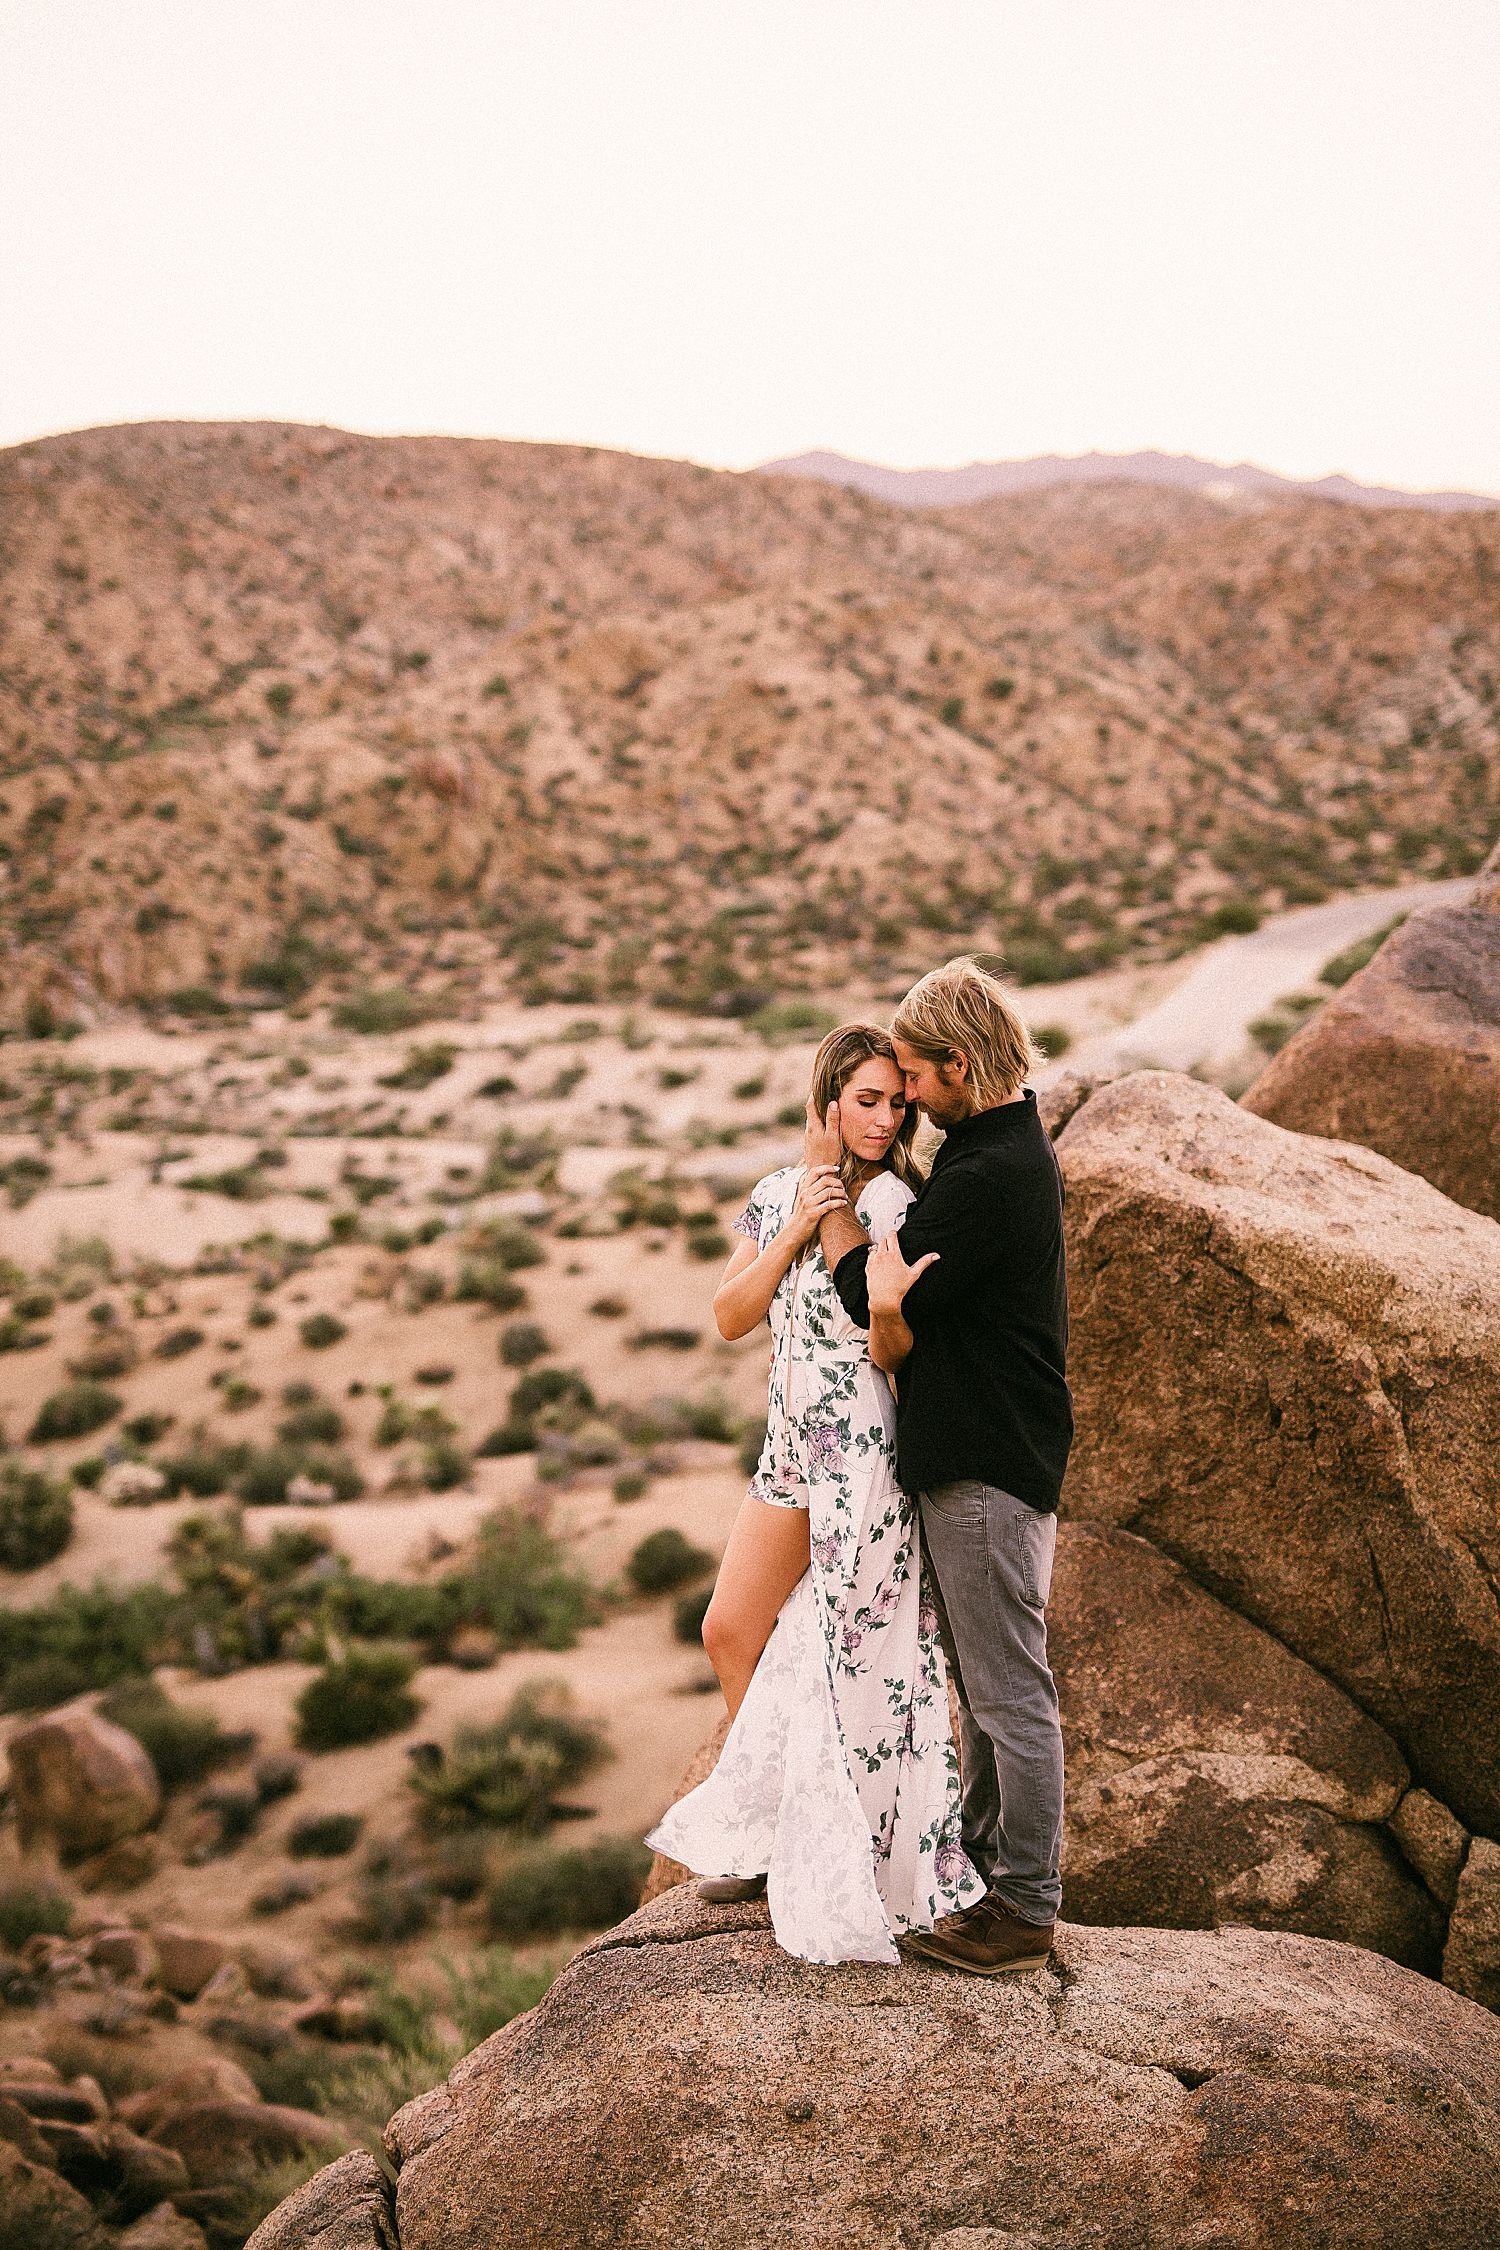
[332,987,431,1034]
[287,1812,365,1858]
[378,1043,456,1090]
[0,1461,74,1570]
[454,1259,527,1313]
[277,1402,346,1446]
[28,1381,122,1443]
[97,1676,250,1790]
[749,999,838,1045]
[467,1218,546,1271]
[411,1685,609,1834]
[295,1646,421,1751]
[298,1312,347,1349]
[486,1836,651,1937]
[1204,899,1262,937]
[0,1580,174,1710]
[628,1527,714,1596]
[158,1434,252,1498]
[612,1468,649,1504]
[673,1585,714,1644]
[155,1324,205,1358]
[421,1440,470,1493]
[0,1878,74,1950]
[499,1321,550,1368]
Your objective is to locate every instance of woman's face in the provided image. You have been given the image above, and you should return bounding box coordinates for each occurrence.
[837,1056,907,1163]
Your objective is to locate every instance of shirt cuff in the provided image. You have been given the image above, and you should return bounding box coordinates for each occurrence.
[831,1242,872,1327]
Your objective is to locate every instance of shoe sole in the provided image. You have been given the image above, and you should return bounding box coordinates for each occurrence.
[902,1934,1052,1976]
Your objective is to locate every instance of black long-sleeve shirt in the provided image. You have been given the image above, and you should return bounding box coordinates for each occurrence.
[832,1090,1073,1511]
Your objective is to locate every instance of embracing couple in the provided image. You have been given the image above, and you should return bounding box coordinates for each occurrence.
[647,956,1073,1974]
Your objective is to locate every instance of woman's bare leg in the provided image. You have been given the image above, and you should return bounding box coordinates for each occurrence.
[701,1495,811,1722]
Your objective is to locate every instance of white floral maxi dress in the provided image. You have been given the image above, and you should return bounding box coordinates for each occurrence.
[646,1164,984,1965]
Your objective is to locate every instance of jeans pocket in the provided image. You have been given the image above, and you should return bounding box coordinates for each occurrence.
[1019,1507,1057,1608]
[923,1479,988,1526]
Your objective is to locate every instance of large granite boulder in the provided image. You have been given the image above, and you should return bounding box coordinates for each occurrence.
[1056,1072,1500,1838]
[1050,1522,1442,1967]
[379,1885,1500,2250]
[643,1529,1442,1971]
[6,1706,161,1861]
[1243,851,1500,1219]
[244,2150,396,2250]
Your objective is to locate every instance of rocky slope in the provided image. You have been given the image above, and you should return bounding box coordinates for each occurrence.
[3,422,1496,1029]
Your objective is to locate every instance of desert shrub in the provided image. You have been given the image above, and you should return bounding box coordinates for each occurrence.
[332,987,431,1034]
[349,1866,438,1942]
[486,1835,651,1938]
[70,1455,105,1488]
[250,1872,317,1918]
[248,1300,278,1327]
[156,1324,205,1358]
[68,1336,136,1380]
[411,1685,608,1835]
[0,1878,74,1950]
[298,1312,347,1349]
[234,1444,306,1506]
[628,1527,714,1596]
[220,1375,263,1412]
[375,1396,456,1447]
[732,1075,766,1100]
[629,1326,701,1352]
[612,1468,649,1504]
[480,1365,595,1455]
[198,1781,262,1849]
[295,1646,421,1751]
[421,1440,471,1493]
[455,1259,526,1312]
[97,1676,251,1789]
[403,1266,446,1310]
[499,1320,550,1368]
[673,1585,714,1644]
[413,1362,453,1386]
[0,1461,74,1570]
[277,1401,346,1446]
[1249,991,1324,1057]
[378,1043,456,1090]
[28,1380,121,1443]
[158,1434,252,1498]
[1032,1023,1073,1059]
[0,1312,49,1352]
[255,1753,302,1802]
[287,1812,364,1858]
[685,1224,731,1260]
[122,1410,174,1445]
[589,1293,628,1318]
[0,1580,174,1709]
[478,1126,558,1191]
[1203,899,1262,936]
[467,1218,545,1271]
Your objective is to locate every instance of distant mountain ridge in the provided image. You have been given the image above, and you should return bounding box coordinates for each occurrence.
[759,447,1499,514]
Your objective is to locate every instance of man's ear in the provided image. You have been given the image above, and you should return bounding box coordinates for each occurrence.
[945,1050,971,1085]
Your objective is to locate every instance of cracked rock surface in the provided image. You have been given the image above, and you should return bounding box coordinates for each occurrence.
[380,1886,1500,2250]
[1056,1071,1500,1838]
[1243,848,1500,1221]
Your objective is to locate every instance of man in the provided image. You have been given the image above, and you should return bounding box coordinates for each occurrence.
[810,954,1072,1974]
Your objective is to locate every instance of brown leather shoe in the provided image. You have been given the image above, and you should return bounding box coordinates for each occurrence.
[696,1873,767,1903]
[903,1894,1054,1976]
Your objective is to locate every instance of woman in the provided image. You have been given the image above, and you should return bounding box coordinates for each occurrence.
[646,1025,983,1964]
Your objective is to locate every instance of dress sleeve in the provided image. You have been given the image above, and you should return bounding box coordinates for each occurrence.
[858,1171,915,1240]
[730,1174,769,1244]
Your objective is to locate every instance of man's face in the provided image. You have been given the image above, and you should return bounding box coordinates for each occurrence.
[892,1036,974,1126]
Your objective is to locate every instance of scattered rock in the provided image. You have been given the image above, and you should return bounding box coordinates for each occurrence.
[116,2059,262,2135]
[1057,1071,1500,1836]
[1243,852,1500,1220]
[295,1996,382,2043]
[87,1926,160,1984]
[0,2139,110,2250]
[7,1706,162,1861]
[239,1942,320,2001]
[1443,1837,1500,2012]
[152,1925,231,2001]
[244,2148,397,2250]
[1049,1523,1443,1969]
[1,2079,109,2125]
[1035,1066,1117,1140]
[76,1833,160,1890]
[148,2098,346,2188]
[382,1885,1500,2250]
[195,1957,250,2005]
[98,1461,168,1507]
[1390,1787,1471,1909]
[0,2056,62,2083]
[0,2092,56,2165]
[118,2203,212,2250]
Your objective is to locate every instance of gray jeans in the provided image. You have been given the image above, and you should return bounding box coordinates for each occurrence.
[919,1479,1064,1926]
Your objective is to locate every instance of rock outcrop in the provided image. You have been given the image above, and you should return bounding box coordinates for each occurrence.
[367,1885,1500,2250]
[244,2150,397,2250]
[1056,1071,1500,1838]
[1444,1838,1500,2012]
[1243,849,1500,1219]
[1048,1522,1443,1967]
[6,1706,162,1861]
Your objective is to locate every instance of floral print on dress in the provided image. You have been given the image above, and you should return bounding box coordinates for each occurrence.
[646,1164,984,1964]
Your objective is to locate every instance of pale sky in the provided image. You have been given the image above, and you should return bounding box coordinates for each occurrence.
[3,0,1498,493]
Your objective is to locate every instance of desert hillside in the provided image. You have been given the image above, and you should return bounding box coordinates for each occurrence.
[2,421,1496,1030]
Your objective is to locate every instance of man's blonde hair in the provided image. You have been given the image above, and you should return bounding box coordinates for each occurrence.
[892,956,1040,1106]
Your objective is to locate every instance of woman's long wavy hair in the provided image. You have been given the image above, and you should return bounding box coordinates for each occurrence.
[808,1024,923,1195]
